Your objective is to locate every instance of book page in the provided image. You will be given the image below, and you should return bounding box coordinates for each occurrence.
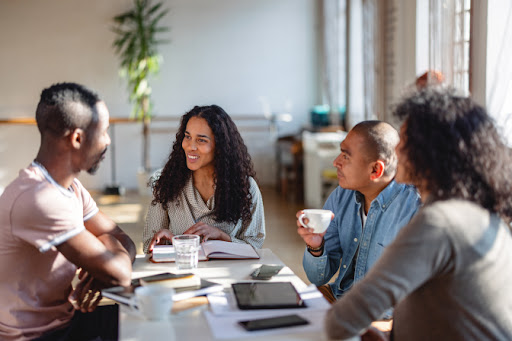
[201,240,259,259]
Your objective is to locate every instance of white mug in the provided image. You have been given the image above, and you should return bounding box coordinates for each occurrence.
[298,209,333,233]
[129,285,175,320]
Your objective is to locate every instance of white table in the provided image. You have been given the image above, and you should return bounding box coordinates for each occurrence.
[119,249,358,341]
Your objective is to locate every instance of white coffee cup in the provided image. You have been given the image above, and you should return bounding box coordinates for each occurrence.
[298,209,333,233]
[129,285,175,320]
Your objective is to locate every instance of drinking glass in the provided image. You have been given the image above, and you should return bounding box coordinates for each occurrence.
[172,234,200,270]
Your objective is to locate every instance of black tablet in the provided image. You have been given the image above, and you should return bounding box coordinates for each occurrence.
[231,282,306,310]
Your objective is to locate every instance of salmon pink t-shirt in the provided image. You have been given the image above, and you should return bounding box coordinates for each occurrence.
[0,162,98,340]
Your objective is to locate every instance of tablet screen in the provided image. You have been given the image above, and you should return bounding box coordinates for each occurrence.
[231,282,306,310]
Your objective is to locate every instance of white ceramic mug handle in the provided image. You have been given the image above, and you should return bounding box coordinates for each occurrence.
[298,213,308,228]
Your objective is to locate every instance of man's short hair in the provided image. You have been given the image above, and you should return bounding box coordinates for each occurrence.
[351,120,399,177]
[35,82,101,137]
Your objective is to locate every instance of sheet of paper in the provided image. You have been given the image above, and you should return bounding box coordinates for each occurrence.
[204,310,327,339]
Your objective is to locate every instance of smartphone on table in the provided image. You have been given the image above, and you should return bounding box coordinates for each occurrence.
[250,264,284,280]
[238,314,309,331]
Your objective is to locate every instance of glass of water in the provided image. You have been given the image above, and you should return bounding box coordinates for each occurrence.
[172,234,200,270]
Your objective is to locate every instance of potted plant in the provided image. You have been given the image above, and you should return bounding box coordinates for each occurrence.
[111,0,169,193]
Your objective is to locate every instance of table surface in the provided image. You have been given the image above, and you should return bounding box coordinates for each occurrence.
[119,249,347,341]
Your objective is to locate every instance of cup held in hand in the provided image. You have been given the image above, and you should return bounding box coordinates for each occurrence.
[299,209,333,233]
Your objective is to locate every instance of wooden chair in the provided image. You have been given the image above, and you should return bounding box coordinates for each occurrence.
[276,135,304,203]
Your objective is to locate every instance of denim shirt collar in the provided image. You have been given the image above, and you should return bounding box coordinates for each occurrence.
[353,179,401,212]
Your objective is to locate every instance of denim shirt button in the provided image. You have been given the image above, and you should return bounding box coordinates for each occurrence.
[354,238,358,242]
[343,264,347,268]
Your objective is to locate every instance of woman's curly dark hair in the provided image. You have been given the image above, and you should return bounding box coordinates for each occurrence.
[151,105,257,224]
[393,87,512,224]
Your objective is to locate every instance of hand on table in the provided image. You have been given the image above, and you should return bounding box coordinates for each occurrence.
[184,222,230,243]
[148,229,175,252]
[295,210,327,249]
[69,269,103,313]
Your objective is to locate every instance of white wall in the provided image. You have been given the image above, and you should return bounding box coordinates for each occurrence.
[0,0,318,191]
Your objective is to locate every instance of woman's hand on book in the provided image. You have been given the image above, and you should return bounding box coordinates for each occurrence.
[148,229,175,252]
[184,222,231,243]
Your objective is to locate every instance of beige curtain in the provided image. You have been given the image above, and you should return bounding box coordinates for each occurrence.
[320,0,345,127]
[428,0,456,87]
[362,0,378,120]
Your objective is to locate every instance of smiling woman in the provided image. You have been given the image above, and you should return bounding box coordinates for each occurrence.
[182,116,216,180]
[142,105,266,254]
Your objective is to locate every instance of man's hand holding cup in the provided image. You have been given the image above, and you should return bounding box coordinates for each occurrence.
[296,209,334,254]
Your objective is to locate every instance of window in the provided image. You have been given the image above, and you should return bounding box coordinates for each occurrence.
[453,0,471,92]
[417,0,472,94]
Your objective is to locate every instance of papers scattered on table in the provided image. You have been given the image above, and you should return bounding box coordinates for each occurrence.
[204,284,330,339]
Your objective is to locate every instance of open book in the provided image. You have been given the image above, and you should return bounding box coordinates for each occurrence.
[152,240,260,262]
[102,272,223,304]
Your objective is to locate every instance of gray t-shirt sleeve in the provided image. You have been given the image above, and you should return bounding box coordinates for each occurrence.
[324,206,453,339]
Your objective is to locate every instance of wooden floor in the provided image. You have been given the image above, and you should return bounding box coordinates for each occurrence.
[93,186,310,284]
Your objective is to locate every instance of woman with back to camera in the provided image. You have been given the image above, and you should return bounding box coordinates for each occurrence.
[325,87,512,340]
[143,105,265,254]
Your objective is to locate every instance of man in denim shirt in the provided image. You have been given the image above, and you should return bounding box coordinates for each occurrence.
[298,121,420,309]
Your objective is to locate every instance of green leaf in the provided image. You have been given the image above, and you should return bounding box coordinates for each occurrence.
[150,9,169,27]
[113,11,135,23]
[111,0,169,122]
[147,2,163,17]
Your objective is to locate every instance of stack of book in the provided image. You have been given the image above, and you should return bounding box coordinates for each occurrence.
[101,272,223,304]
[139,272,201,288]
[151,245,176,262]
